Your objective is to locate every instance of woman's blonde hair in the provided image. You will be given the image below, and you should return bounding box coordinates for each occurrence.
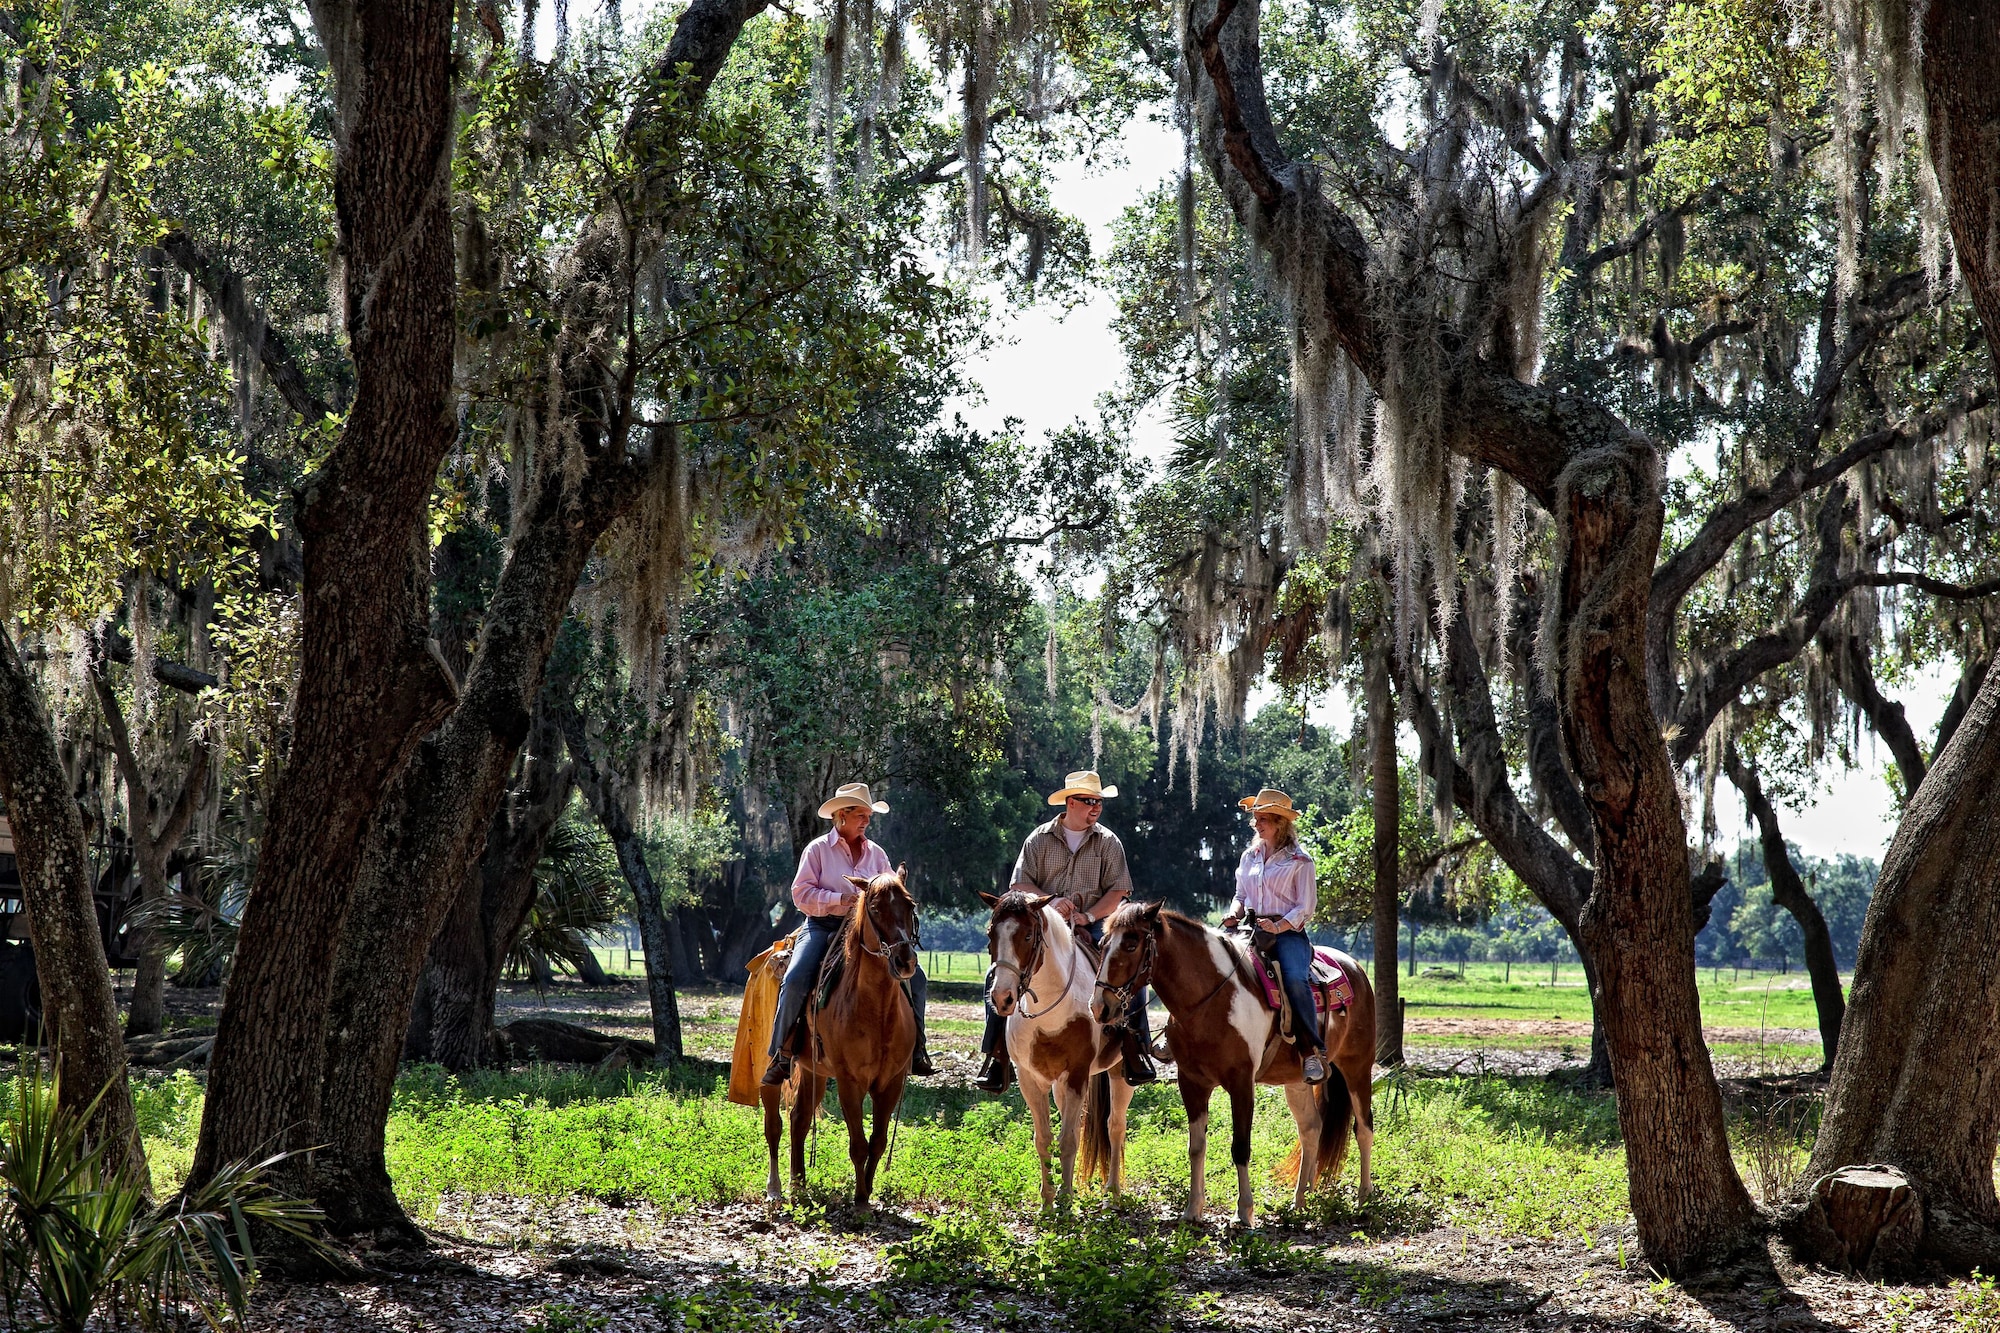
[1254,809,1298,851]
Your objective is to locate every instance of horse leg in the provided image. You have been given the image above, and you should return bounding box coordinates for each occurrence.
[835,1075,871,1213]
[1229,1080,1256,1227]
[1283,1081,1321,1211]
[861,1074,906,1211]
[1108,1076,1134,1198]
[761,1085,784,1202]
[789,1072,823,1200]
[1020,1067,1057,1208]
[1179,1080,1213,1223]
[1054,1076,1083,1209]
[1349,1061,1375,1200]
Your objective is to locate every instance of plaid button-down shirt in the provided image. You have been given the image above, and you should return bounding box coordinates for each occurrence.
[1009,818,1134,913]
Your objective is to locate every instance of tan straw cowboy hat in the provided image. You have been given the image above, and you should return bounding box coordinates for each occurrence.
[818,782,889,819]
[1046,769,1119,806]
[1238,787,1299,818]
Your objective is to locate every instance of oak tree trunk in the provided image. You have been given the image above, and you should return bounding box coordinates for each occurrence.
[557,700,683,1062]
[0,628,145,1178]
[188,0,460,1194]
[1367,658,1403,1066]
[1556,444,1757,1272]
[1724,747,1844,1068]
[1797,0,2000,1272]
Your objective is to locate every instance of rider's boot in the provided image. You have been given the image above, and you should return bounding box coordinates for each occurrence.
[760,1052,794,1086]
[1120,1030,1159,1086]
[1300,1046,1327,1085]
[910,1037,936,1077]
[975,1048,1013,1094]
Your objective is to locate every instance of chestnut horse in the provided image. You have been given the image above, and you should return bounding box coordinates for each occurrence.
[1095,901,1376,1225]
[761,869,919,1212]
[980,890,1133,1206]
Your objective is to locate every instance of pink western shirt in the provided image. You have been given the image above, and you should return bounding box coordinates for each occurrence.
[792,829,893,917]
[1229,840,1317,930]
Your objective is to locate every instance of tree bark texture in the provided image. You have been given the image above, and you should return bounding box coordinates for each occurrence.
[1557,444,1756,1270]
[0,629,145,1178]
[317,710,571,1239]
[1367,657,1403,1066]
[189,0,461,1192]
[1797,0,2000,1272]
[91,668,208,1040]
[1721,746,1845,1069]
[557,700,684,1062]
[1183,0,1754,1265]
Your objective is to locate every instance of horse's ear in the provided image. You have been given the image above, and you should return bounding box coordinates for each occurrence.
[1025,892,1052,910]
[1139,900,1163,920]
[896,862,908,880]
[845,875,871,892]
[978,891,1001,908]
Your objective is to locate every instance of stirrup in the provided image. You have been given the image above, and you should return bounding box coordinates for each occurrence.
[1301,1052,1327,1085]
[760,1053,794,1086]
[910,1045,936,1077]
[975,1052,1012,1094]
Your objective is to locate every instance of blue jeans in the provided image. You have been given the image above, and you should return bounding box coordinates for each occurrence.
[1267,928,1322,1052]
[981,918,1148,1054]
[768,916,928,1057]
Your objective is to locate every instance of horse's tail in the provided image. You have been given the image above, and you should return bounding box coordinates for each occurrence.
[1315,1059,1353,1186]
[1079,1071,1113,1185]
[1275,1062,1353,1187]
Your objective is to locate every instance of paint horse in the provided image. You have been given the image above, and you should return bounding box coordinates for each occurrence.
[981,890,1133,1206]
[1095,901,1376,1225]
[762,869,919,1212]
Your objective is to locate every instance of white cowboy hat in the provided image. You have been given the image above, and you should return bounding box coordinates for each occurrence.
[1238,788,1299,818]
[1047,769,1118,806]
[818,782,889,819]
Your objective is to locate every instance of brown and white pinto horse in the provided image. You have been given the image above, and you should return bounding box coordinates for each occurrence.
[1095,901,1376,1225]
[762,869,919,1212]
[981,890,1133,1206]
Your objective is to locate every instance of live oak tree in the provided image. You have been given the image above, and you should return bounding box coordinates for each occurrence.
[1148,0,1998,1271]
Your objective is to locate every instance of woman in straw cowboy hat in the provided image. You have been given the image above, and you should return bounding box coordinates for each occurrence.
[762,782,935,1086]
[975,769,1158,1093]
[1221,788,1328,1083]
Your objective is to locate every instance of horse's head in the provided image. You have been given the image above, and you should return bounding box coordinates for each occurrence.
[978,889,1053,1017]
[846,867,919,980]
[1093,900,1162,1026]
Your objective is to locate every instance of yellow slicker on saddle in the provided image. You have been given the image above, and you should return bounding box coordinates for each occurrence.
[727,935,795,1106]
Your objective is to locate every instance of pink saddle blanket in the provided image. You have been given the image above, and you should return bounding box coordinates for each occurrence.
[1247,946,1354,1016]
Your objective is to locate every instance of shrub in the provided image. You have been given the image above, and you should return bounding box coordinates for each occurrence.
[0,1064,322,1331]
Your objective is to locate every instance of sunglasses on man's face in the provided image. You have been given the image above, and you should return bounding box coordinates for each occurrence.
[1069,797,1102,808]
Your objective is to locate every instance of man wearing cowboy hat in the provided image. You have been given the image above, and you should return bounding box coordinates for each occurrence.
[762,782,935,1086]
[974,769,1158,1093]
[1222,787,1326,1083]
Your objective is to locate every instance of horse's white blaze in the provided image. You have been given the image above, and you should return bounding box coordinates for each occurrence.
[991,917,1026,1011]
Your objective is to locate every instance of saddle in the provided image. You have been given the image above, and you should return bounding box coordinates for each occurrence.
[1241,930,1354,1027]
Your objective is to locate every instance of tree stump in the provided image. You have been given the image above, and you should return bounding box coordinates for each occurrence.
[1797,1165,1924,1274]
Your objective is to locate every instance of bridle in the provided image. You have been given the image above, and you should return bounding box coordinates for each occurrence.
[1095,912,1238,1029]
[1092,916,1159,1032]
[990,904,1074,1020]
[854,881,918,968]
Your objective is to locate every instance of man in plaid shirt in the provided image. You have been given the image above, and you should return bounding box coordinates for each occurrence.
[976,769,1159,1093]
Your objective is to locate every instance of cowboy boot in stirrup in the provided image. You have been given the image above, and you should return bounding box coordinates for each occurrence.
[760,1052,794,1086]
[975,1048,1013,1094]
[910,1038,936,1077]
[1120,1029,1158,1086]
[1301,1049,1327,1085]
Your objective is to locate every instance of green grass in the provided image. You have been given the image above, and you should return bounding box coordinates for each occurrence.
[130,1061,1633,1239]
[1387,964,1836,1035]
